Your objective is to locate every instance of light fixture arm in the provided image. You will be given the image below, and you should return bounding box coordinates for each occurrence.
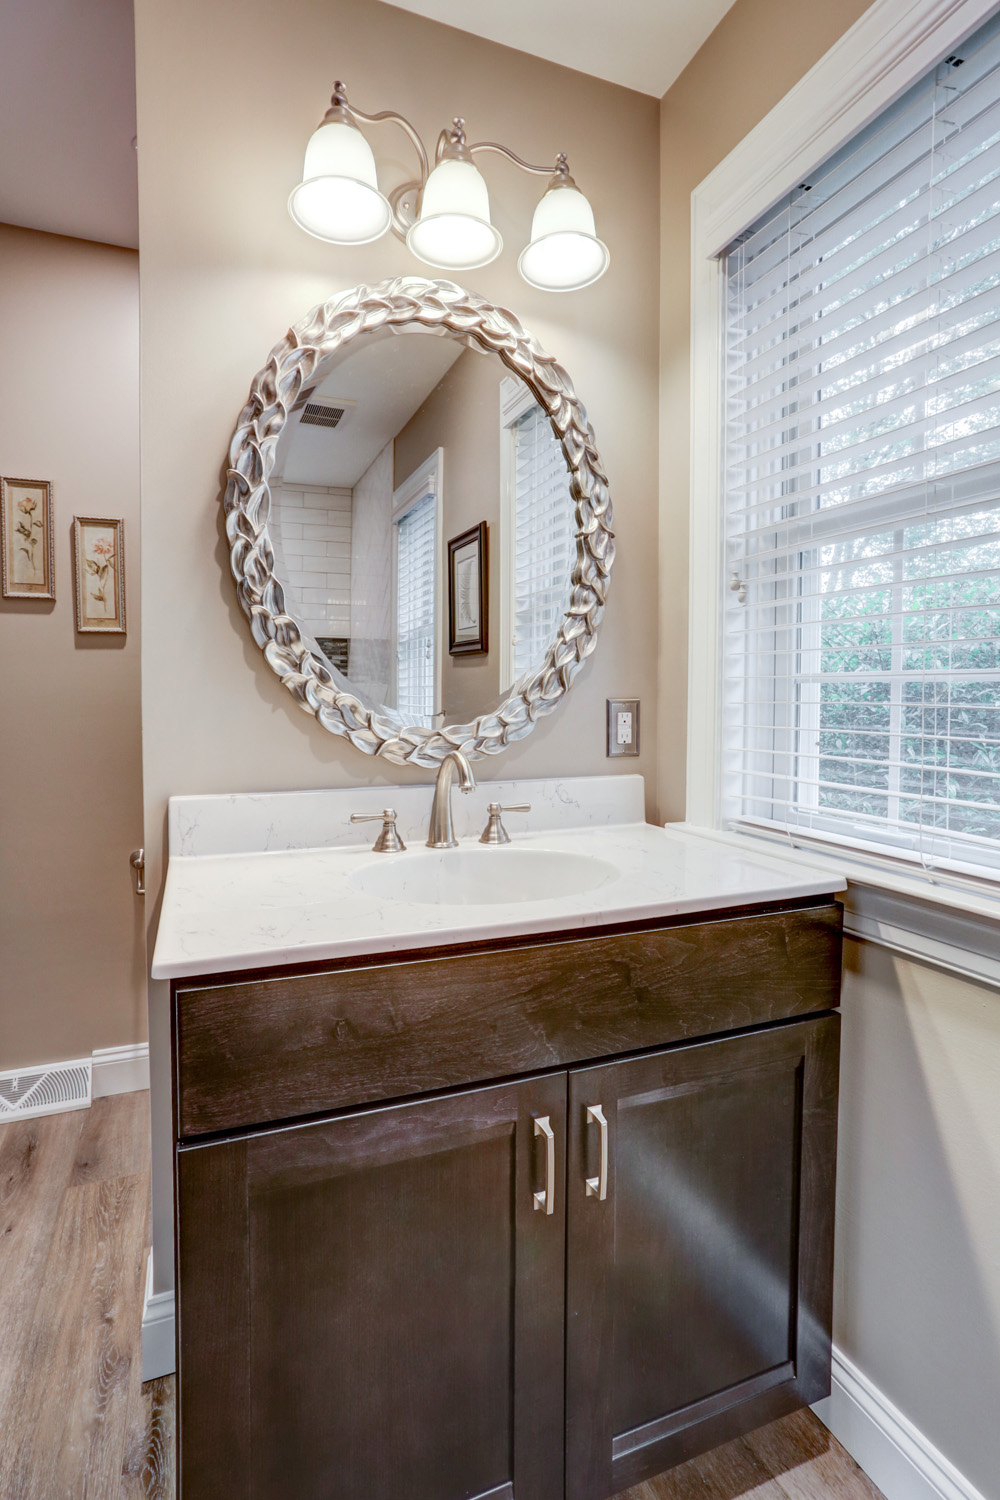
[346,102,430,185]
[324,82,430,239]
[469,141,572,181]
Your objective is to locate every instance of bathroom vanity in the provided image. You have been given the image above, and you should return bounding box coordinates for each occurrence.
[157,271,850,1500]
[153,776,845,1500]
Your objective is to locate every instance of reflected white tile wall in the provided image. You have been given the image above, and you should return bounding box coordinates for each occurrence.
[269,481,352,640]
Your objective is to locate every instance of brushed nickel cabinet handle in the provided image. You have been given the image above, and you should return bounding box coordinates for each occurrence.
[533,1115,555,1215]
[585,1104,608,1200]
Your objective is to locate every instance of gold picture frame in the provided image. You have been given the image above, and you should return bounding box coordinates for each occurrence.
[1,478,55,600]
[73,516,126,634]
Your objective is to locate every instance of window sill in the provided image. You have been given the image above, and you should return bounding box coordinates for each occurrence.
[669,821,1000,991]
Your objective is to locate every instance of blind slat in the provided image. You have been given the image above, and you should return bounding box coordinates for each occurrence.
[395,492,436,724]
[724,16,1000,879]
[511,404,574,678]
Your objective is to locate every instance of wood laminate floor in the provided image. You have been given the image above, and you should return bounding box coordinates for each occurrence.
[0,1092,883,1500]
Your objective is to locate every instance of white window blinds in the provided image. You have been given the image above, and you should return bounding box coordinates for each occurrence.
[511,403,575,681]
[395,492,436,724]
[723,15,1000,880]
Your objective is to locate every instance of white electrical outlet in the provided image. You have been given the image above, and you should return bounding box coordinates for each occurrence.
[607,699,640,757]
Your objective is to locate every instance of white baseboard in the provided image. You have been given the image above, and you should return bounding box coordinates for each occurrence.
[813,1346,989,1500]
[141,1251,176,1381]
[92,1042,149,1097]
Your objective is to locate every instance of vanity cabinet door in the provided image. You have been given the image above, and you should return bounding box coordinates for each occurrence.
[564,1013,840,1500]
[176,1072,567,1500]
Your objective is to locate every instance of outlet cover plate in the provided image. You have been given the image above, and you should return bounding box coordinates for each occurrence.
[607,699,640,757]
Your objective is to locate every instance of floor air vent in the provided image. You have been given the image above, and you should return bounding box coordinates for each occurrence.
[0,1058,92,1122]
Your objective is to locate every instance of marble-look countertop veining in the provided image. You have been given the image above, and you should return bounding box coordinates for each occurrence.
[151,776,846,980]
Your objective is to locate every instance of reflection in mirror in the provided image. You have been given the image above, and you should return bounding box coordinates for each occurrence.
[268,329,574,727]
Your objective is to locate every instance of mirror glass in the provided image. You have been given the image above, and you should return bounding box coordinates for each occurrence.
[268,327,574,728]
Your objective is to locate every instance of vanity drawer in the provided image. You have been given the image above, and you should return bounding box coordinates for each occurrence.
[173,902,841,1137]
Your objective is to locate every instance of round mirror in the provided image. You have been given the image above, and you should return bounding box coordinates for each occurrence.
[225,278,614,767]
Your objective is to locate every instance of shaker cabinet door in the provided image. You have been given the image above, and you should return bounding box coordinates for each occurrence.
[176,1072,567,1500]
[564,1014,840,1500]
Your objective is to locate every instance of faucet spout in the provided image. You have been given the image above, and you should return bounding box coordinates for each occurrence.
[427,750,476,848]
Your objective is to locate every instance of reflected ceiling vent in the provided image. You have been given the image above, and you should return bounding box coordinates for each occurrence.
[297,397,356,430]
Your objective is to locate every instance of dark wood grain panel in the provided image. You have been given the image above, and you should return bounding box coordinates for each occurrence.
[175,904,842,1137]
[175,1136,250,1500]
[565,1014,841,1500]
[177,1073,566,1500]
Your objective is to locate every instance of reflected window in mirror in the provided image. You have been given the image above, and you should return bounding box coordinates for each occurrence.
[392,449,443,726]
[264,319,580,726]
[499,377,575,691]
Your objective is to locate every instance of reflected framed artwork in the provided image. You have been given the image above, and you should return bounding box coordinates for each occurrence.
[1,478,55,600]
[73,516,126,634]
[448,521,488,656]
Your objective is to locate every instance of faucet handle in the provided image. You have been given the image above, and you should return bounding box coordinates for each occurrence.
[479,802,531,846]
[351,808,406,854]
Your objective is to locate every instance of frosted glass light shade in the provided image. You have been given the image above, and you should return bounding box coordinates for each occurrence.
[406,158,502,269]
[518,183,609,292]
[288,119,392,244]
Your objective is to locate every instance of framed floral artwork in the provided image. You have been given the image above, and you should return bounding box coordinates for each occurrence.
[73,516,126,634]
[1,478,55,600]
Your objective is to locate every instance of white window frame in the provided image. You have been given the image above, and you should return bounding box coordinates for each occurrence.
[391,447,444,723]
[687,0,1000,912]
[499,374,543,693]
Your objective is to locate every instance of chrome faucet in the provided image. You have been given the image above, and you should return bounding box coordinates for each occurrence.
[427,750,476,848]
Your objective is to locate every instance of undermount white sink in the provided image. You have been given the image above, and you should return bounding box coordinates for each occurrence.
[349,845,621,906]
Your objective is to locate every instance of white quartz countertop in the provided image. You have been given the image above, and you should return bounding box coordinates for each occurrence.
[151,776,846,981]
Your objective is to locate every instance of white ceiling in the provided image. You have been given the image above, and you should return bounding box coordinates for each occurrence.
[0,0,138,248]
[377,0,738,98]
[0,0,732,252]
[277,331,464,488]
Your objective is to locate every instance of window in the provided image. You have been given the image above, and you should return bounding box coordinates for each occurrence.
[500,378,575,689]
[723,12,1000,880]
[393,451,442,726]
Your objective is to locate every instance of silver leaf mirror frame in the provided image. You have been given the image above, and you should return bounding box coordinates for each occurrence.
[224,276,614,768]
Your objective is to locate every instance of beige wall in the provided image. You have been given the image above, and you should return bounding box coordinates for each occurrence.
[135,0,659,873]
[135,0,659,1293]
[395,347,505,724]
[836,942,1000,1495]
[656,0,874,820]
[127,18,1000,1491]
[659,6,1000,1492]
[0,224,144,1068]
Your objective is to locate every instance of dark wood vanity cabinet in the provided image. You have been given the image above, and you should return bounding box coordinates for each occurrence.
[177,1073,568,1500]
[564,1015,838,1498]
[172,900,842,1500]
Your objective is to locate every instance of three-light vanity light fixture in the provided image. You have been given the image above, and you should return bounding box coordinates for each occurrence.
[288,82,610,292]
